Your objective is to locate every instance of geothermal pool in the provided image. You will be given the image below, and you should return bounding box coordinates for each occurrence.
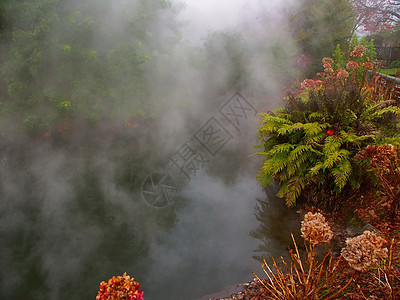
[0,100,300,299]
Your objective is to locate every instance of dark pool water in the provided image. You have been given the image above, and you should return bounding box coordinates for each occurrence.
[0,117,300,300]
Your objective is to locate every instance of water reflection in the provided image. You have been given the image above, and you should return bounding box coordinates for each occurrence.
[143,174,263,300]
[250,183,302,262]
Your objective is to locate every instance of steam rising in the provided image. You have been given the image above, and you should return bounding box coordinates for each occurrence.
[0,0,303,299]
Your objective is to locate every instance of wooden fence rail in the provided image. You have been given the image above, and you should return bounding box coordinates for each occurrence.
[373,71,400,103]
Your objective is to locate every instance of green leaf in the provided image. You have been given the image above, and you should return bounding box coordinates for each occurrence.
[269,143,296,155]
[323,136,343,154]
[331,159,352,190]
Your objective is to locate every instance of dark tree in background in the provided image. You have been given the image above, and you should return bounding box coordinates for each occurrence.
[290,0,356,75]
[351,0,400,33]
[0,0,183,135]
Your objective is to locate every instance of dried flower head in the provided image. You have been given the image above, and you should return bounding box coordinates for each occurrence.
[350,45,366,57]
[300,79,322,89]
[362,61,375,70]
[322,61,334,73]
[357,144,399,175]
[346,61,359,70]
[341,230,388,272]
[322,57,334,64]
[301,212,333,245]
[96,273,144,300]
[336,69,349,79]
[301,79,314,89]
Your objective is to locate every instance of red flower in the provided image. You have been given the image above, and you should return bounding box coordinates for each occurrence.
[326,129,334,135]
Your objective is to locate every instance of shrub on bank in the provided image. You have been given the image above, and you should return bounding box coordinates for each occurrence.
[256,43,400,208]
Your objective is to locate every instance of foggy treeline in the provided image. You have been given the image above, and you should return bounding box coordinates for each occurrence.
[0,0,358,136]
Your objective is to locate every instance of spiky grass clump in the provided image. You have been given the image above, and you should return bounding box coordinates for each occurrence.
[253,212,351,300]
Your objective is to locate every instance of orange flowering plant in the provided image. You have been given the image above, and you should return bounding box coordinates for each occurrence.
[96,273,144,300]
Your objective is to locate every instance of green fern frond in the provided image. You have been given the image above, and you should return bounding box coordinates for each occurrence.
[356,134,377,142]
[323,135,343,154]
[310,161,324,176]
[291,122,304,131]
[260,160,276,177]
[372,106,400,118]
[262,152,291,177]
[340,131,359,144]
[260,113,291,124]
[323,149,350,169]
[344,109,358,123]
[287,144,313,176]
[276,182,297,208]
[269,143,296,155]
[253,151,268,157]
[323,153,339,169]
[338,149,351,159]
[362,100,397,119]
[259,138,279,151]
[305,132,325,145]
[303,122,329,137]
[308,112,324,121]
[331,159,352,190]
[273,107,286,114]
[258,123,281,135]
[277,123,295,136]
[257,172,273,187]
[259,115,293,134]
[286,177,306,207]
[277,182,289,198]
[377,135,400,145]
